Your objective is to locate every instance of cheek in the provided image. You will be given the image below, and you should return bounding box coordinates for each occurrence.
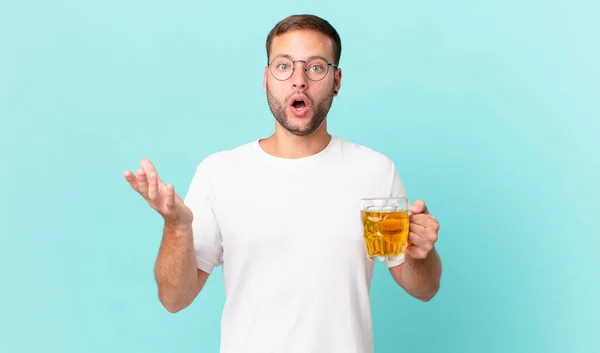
[269,84,290,100]
[266,79,282,92]
[310,86,333,101]
[266,86,287,105]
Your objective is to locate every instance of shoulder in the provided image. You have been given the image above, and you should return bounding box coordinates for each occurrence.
[334,137,405,196]
[192,140,258,175]
[336,137,396,169]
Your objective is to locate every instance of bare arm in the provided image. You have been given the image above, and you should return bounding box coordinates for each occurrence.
[389,247,441,301]
[124,158,209,313]
[390,200,442,302]
[154,222,209,313]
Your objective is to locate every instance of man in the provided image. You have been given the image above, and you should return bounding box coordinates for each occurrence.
[124,14,441,353]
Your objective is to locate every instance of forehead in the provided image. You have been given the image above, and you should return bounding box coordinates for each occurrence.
[270,29,334,61]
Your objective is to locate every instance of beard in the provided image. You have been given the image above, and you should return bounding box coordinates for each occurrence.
[266,86,334,136]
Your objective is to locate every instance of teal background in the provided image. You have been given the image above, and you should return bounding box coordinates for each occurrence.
[1,0,598,352]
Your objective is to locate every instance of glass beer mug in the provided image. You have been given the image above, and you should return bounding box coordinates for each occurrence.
[360,197,410,261]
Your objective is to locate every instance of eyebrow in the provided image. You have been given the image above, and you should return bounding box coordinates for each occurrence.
[271,53,331,62]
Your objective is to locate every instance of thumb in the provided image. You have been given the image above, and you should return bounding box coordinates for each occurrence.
[410,199,429,214]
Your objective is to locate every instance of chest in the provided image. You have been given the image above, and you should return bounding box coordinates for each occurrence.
[212,168,365,254]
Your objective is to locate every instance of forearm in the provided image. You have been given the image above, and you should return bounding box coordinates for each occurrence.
[399,247,442,301]
[154,222,202,312]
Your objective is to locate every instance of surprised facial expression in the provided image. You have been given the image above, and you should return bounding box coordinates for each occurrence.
[264,29,342,136]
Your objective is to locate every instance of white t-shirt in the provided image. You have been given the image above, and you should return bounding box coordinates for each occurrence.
[184,136,407,353]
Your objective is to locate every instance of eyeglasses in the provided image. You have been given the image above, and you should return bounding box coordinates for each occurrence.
[268,56,337,81]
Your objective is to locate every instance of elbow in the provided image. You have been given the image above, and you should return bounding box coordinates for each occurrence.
[163,302,185,313]
[156,276,204,313]
[417,282,440,302]
[417,293,435,302]
[158,291,189,313]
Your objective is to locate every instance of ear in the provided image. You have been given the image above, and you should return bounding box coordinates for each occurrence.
[333,67,342,96]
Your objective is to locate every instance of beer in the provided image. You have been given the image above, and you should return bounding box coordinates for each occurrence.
[360,209,409,257]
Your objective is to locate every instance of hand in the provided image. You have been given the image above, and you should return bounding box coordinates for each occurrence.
[123,159,193,229]
[406,200,439,260]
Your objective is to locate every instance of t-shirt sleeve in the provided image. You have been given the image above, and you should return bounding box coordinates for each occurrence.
[183,158,223,274]
[385,160,408,269]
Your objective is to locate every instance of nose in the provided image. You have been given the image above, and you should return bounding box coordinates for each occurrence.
[290,61,307,90]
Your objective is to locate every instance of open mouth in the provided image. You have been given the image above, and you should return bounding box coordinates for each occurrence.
[290,97,308,111]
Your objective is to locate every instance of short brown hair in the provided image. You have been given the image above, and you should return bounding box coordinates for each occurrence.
[266,14,342,65]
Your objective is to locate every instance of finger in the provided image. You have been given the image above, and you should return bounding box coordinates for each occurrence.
[410,220,438,242]
[140,158,161,183]
[136,168,149,195]
[164,184,175,209]
[408,231,434,251]
[409,222,427,236]
[410,200,429,214]
[410,214,430,227]
[406,245,428,259]
[147,171,159,201]
[123,170,140,191]
[410,213,439,230]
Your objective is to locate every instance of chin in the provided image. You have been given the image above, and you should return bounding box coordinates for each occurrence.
[282,115,325,136]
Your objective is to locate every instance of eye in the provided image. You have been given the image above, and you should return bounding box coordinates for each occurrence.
[308,64,324,73]
[277,64,290,71]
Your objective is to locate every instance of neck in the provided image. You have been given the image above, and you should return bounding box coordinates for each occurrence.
[259,122,331,159]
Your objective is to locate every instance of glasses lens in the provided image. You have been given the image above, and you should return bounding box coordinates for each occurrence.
[305,58,329,81]
[270,57,294,80]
